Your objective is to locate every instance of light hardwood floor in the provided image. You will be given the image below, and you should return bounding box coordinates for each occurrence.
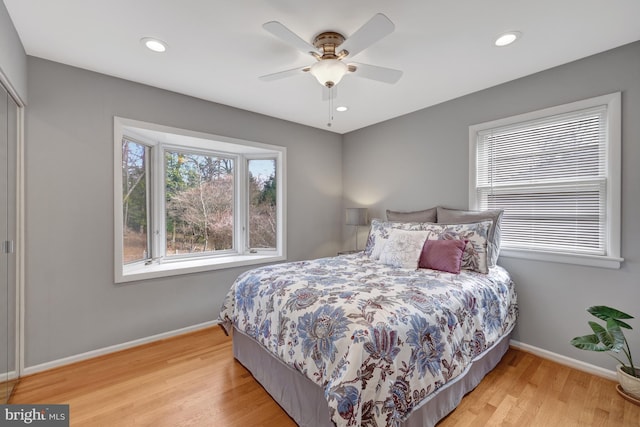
[10,326,640,426]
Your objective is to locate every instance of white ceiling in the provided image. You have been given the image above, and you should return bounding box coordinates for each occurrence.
[4,0,640,134]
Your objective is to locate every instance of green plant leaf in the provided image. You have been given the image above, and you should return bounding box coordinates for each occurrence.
[588,306,634,329]
[588,321,615,350]
[606,319,626,352]
[612,319,633,330]
[570,334,610,352]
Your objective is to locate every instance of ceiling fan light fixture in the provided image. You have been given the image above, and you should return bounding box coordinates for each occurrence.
[310,59,348,88]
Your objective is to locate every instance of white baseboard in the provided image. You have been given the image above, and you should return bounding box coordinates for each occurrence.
[510,339,617,381]
[0,370,18,381]
[23,320,220,376]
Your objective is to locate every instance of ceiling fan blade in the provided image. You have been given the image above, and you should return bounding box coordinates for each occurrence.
[259,65,310,82]
[263,21,321,56]
[338,13,395,59]
[349,62,403,84]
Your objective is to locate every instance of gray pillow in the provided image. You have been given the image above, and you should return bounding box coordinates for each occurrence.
[436,206,504,267]
[386,207,437,223]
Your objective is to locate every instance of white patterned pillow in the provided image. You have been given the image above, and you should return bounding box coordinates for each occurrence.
[436,207,503,267]
[364,219,425,260]
[420,221,491,274]
[379,229,429,269]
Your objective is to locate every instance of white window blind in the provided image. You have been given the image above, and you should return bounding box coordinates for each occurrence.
[475,105,609,256]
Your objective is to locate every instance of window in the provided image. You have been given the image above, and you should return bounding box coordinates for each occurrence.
[164,149,235,256]
[248,159,277,249]
[122,139,150,264]
[469,93,622,269]
[114,117,286,283]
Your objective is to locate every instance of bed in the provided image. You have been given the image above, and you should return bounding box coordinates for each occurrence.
[219,213,518,427]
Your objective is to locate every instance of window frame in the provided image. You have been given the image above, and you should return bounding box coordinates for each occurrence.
[114,117,286,283]
[121,136,152,265]
[245,155,280,252]
[468,92,622,269]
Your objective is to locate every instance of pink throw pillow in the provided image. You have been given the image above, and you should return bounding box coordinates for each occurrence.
[419,239,467,274]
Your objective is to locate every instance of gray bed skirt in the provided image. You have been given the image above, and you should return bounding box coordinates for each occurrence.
[232,325,514,427]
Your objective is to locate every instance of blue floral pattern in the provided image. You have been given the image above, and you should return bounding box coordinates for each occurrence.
[219,254,518,427]
[298,305,350,369]
[406,314,445,378]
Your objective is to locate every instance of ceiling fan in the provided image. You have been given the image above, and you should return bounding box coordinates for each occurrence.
[259,13,403,89]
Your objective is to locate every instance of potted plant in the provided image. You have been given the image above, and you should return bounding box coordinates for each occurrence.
[570,305,640,401]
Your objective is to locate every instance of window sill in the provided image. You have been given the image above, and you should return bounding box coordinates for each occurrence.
[499,248,623,269]
[116,253,285,283]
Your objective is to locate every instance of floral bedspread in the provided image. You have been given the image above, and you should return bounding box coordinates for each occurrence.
[219,254,517,427]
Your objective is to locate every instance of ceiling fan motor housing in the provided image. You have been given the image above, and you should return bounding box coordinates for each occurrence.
[313,32,347,59]
[309,32,351,87]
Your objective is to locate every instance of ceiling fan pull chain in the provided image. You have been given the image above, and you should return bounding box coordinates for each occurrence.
[327,87,333,127]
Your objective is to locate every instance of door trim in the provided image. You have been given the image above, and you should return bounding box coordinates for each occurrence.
[16,103,23,378]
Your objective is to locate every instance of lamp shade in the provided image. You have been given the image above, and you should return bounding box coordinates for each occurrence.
[346,208,368,226]
[310,59,348,88]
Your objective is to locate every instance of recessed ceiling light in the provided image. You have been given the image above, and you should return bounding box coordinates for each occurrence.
[336,106,348,112]
[141,37,167,53]
[495,31,521,47]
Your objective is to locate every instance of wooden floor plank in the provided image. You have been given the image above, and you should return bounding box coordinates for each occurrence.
[10,326,640,426]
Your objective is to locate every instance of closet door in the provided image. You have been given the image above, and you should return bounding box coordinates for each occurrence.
[0,83,17,403]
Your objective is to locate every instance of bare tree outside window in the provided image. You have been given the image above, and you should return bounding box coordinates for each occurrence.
[122,139,149,264]
[165,151,234,255]
[248,159,277,249]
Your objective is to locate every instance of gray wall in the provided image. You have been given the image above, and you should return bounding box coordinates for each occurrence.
[24,57,342,368]
[0,0,26,103]
[343,41,640,372]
